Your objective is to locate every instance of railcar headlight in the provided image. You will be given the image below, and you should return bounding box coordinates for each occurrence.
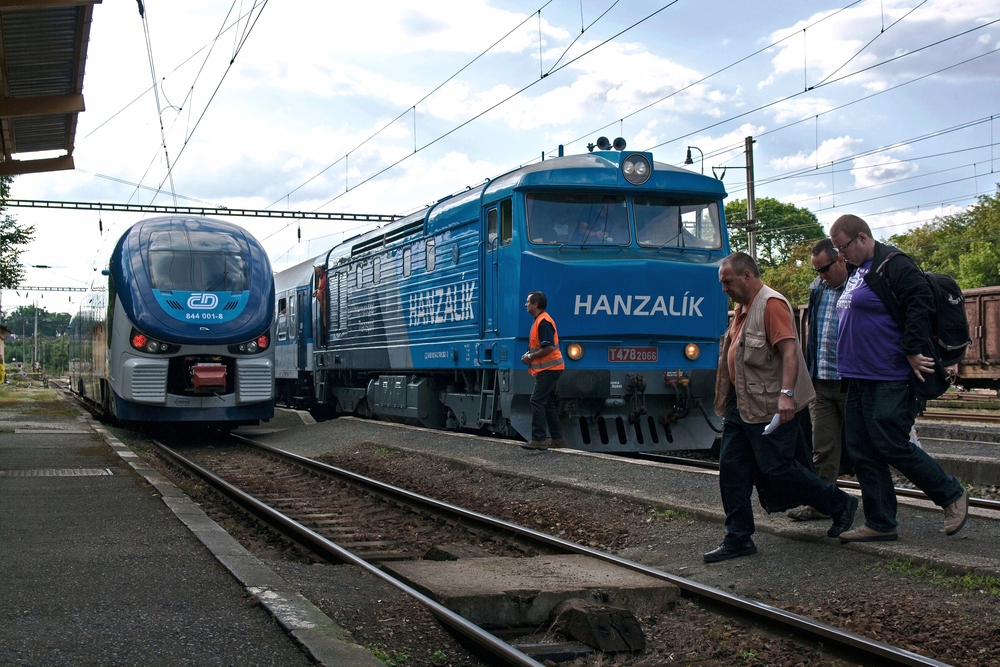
[684,343,701,360]
[566,342,584,361]
[622,153,652,185]
[130,328,179,354]
[228,332,271,355]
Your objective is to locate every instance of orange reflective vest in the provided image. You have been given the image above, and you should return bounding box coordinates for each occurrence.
[528,311,565,376]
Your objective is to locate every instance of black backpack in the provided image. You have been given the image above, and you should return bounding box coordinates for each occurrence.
[877,251,971,367]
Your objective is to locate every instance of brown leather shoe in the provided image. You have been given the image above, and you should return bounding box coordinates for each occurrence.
[943,488,969,536]
[550,437,567,448]
[521,440,550,450]
[838,525,898,543]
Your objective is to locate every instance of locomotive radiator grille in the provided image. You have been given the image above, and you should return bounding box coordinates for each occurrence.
[236,358,274,403]
[124,359,169,403]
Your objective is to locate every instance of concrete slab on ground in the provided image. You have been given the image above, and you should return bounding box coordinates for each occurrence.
[383,554,679,628]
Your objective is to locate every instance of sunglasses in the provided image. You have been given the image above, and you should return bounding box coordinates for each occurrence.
[814,260,836,274]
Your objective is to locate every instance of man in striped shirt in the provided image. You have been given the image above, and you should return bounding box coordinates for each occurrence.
[787,238,852,521]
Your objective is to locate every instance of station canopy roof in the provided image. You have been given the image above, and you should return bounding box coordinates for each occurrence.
[0,0,101,176]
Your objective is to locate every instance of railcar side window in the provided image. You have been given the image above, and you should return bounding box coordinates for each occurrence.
[426,239,436,271]
[277,297,288,341]
[634,197,721,249]
[374,257,381,284]
[525,193,629,245]
[403,247,412,277]
[147,230,249,292]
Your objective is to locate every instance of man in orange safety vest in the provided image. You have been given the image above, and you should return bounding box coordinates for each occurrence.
[521,291,566,450]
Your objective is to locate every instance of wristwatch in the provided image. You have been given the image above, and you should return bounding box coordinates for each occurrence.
[780,389,794,398]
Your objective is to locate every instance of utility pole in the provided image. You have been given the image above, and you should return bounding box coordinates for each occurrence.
[33,306,38,372]
[745,136,757,261]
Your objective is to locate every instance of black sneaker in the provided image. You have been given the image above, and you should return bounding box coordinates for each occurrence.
[827,494,859,538]
[703,541,757,563]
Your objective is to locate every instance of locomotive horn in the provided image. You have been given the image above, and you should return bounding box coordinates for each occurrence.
[613,137,627,151]
[596,136,611,150]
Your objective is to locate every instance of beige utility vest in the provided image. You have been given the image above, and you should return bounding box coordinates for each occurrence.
[714,284,815,423]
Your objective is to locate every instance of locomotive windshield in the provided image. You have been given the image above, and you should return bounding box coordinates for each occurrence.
[634,196,722,249]
[147,230,249,292]
[526,193,630,245]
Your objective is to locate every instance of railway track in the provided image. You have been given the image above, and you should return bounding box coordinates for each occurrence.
[920,410,1000,424]
[154,435,955,667]
[630,453,1000,512]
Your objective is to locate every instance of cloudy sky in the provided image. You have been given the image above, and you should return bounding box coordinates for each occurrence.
[6,0,999,314]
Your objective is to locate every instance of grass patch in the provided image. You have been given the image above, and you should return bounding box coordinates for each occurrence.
[884,558,1000,595]
[368,645,409,665]
[0,385,60,402]
[648,508,694,521]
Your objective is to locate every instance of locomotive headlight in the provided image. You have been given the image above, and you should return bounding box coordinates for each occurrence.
[228,331,271,355]
[566,342,584,361]
[622,154,652,185]
[684,343,701,360]
[130,328,179,354]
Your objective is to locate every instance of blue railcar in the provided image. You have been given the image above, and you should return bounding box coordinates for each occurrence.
[281,141,730,451]
[273,254,324,408]
[69,216,275,424]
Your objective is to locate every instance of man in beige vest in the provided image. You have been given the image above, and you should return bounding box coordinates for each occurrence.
[705,252,859,563]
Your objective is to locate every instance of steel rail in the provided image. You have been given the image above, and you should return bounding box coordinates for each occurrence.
[921,410,1000,424]
[152,440,545,667]
[233,436,954,667]
[631,453,1000,512]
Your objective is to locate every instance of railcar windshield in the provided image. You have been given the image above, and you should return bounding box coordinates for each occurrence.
[147,230,249,292]
[634,196,722,249]
[526,193,630,245]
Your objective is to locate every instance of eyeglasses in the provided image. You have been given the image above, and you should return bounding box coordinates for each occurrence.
[836,237,856,252]
[814,260,835,274]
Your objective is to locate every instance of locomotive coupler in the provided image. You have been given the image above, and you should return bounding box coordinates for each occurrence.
[623,373,647,424]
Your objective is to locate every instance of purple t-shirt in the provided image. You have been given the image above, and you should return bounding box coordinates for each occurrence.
[836,258,910,381]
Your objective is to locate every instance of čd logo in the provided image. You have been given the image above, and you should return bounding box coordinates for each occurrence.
[187,293,219,310]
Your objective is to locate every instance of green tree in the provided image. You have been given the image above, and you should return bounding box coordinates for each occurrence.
[759,241,817,306]
[725,197,825,268]
[42,332,69,374]
[3,305,71,338]
[888,186,1000,289]
[0,175,35,291]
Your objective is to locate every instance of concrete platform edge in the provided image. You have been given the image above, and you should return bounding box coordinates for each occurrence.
[87,420,383,667]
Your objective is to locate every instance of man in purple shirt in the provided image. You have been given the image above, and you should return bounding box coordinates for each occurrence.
[831,214,968,542]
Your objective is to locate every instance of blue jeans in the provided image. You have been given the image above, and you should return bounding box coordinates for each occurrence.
[845,379,964,532]
[719,400,848,546]
[530,370,563,441]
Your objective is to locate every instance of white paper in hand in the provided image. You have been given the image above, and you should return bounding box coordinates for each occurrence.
[762,413,781,435]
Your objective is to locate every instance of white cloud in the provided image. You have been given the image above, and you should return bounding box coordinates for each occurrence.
[766,97,836,124]
[769,136,863,170]
[851,151,919,188]
[760,0,1000,91]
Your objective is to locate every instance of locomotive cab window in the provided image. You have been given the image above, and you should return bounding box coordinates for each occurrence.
[634,197,722,249]
[500,199,513,246]
[147,230,249,292]
[525,193,629,245]
[486,208,498,252]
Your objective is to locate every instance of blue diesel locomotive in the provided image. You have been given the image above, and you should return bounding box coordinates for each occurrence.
[277,139,731,452]
[69,216,276,425]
